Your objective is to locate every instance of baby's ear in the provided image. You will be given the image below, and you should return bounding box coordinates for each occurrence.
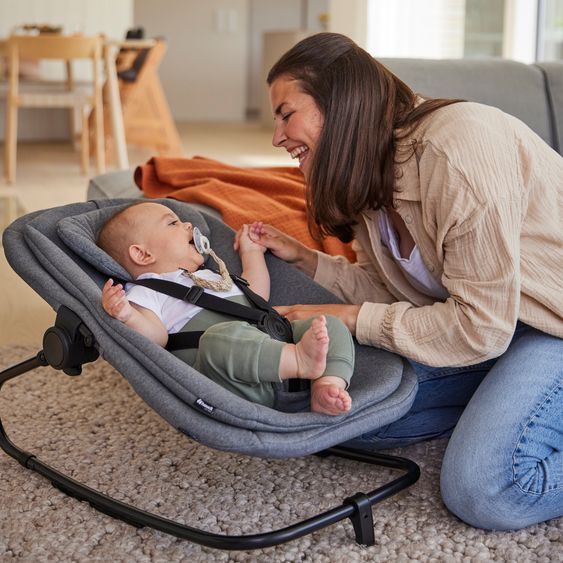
[128,244,155,265]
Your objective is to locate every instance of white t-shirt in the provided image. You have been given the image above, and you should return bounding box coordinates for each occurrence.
[125,269,244,334]
[378,209,449,300]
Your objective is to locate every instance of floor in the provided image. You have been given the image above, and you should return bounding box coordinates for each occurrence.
[0,121,294,347]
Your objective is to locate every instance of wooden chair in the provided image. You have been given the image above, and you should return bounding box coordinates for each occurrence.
[97,38,183,166]
[4,34,105,184]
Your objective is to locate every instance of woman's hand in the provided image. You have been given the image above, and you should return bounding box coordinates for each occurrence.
[275,303,361,335]
[235,222,318,277]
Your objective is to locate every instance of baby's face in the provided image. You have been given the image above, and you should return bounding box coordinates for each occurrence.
[129,203,205,272]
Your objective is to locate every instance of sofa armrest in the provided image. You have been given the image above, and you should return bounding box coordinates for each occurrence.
[535,61,563,154]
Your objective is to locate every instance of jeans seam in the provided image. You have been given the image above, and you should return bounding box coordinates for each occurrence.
[512,379,563,495]
[415,362,495,383]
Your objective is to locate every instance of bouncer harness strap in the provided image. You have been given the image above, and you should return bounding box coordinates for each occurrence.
[122,274,294,350]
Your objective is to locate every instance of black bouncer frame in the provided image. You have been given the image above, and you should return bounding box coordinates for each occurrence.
[0,306,420,551]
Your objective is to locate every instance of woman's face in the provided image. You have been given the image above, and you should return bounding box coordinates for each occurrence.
[269,76,323,179]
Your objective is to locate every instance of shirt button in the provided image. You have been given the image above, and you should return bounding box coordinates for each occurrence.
[429,265,435,272]
[404,215,413,224]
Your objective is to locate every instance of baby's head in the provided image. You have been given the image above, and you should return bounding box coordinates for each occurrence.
[97,202,204,278]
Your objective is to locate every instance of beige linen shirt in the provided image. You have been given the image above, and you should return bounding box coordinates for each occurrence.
[314,102,563,367]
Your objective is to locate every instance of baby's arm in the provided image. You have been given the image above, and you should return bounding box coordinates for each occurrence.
[236,224,270,300]
[102,279,168,346]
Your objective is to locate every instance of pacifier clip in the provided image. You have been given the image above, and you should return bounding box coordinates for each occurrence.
[180,227,233,292]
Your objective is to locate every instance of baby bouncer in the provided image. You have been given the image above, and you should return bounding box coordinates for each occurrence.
[0,198,420,550]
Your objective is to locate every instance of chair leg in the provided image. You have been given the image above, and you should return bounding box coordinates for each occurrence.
[71,107,82,151]
[4,100,18,184]
[94,92,105,175]
[66,62,80,152]
[80,107,89,176]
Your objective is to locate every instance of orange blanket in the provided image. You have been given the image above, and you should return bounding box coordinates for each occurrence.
[134,156,356,262]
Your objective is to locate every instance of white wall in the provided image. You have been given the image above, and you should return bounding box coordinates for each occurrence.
[247,0,302,116]
[247,0,328,116]
[134,0,248,121]
[0,0,132,36]
[328,0,368,47]
[0,0,133,80]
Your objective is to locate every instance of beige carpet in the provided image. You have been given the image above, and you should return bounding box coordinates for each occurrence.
[0,345,561,562]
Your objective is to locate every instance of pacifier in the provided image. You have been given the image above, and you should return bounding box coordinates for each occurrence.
[184,226,232,291]
[192,226,211,255]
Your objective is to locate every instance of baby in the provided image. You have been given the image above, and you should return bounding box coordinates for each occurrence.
[98,202,354,415]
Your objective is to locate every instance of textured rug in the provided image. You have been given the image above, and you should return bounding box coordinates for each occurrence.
[0,345,561,562]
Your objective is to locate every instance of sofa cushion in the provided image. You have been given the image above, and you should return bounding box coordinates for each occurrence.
[87,169,139,200]
[382,58,554,150]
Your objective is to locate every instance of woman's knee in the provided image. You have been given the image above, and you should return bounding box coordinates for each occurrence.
[440,330,563,530]
[440,447,510,530]
[440,440,563,531]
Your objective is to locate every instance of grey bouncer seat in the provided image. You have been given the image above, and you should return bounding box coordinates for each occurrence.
[0,198,419,551]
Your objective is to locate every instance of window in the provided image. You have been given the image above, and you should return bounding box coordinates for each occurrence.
[538,0,563,60]
[365,0,563,61]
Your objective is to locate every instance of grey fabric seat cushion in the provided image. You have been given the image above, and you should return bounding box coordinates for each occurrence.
[3,198,417,458]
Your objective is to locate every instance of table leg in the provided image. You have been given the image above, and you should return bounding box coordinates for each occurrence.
[104,43,129,170]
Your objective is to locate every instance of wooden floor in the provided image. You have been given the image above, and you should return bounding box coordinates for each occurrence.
[0,121,294,347]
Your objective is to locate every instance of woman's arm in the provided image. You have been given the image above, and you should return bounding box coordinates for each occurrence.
[102,279,168,346]
[238,222,395,334]
[236,222,318,277]
[275,303,362,335]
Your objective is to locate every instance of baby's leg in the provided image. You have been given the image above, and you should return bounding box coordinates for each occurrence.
[278,316,328,381]
[311,376,352,416]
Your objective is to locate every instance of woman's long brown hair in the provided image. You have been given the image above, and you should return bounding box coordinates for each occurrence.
[268,32,462,242]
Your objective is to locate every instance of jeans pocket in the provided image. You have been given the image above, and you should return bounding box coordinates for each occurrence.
[513,381,563,495]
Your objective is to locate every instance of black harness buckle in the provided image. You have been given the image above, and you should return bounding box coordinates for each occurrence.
[257,312,293,343]
[184,285,204,304]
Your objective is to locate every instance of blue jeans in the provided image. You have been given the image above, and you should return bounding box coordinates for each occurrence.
[344,323,563,530]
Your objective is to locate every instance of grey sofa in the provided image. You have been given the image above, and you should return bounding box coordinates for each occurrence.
[87,57,563,201]
[383,58,562,154]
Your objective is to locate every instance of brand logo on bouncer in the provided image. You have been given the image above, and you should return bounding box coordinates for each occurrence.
[195,397,215,414]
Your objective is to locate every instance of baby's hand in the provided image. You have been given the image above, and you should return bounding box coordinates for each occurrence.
[102,279,134,323]
[234,224,266,255]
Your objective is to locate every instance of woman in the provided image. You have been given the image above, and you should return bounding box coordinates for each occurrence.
[245,32,563,531]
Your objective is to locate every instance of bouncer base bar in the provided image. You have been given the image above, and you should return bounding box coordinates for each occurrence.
[0,347,420,551]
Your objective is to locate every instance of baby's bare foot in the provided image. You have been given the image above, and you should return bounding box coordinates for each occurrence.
[311,380,352,416]
[294,315,329,380]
